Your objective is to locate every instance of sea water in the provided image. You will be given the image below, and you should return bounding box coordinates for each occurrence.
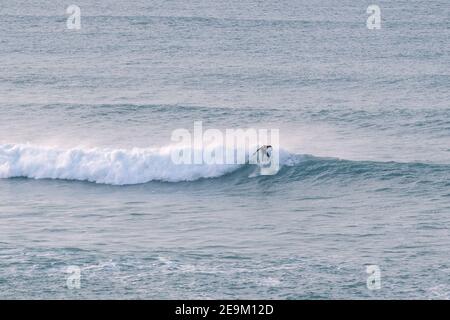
[0,0,449,299]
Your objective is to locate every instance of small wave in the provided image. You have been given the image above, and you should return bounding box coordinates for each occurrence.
[0,143,250,185]
[2,143,444,186]
[0,143,292,185]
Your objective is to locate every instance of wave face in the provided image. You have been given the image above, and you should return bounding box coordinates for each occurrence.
[2,143,449,186]
[0,144,252,185]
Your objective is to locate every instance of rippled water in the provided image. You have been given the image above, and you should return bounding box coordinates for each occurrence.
[0,0,449,299]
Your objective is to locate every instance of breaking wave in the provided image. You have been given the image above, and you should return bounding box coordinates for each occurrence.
[0,143,291,185]
[2,143,446,186]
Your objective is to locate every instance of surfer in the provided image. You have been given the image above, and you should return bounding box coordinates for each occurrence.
[254,145,273,164]
[256,145,272,158]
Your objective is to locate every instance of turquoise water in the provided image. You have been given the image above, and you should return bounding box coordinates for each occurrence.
[0,0,449,299]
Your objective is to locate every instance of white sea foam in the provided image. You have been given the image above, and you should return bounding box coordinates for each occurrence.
[0,143,245,185]
[0,143,298,185]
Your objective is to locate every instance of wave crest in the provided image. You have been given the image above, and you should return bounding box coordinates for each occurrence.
[0,144,247,185]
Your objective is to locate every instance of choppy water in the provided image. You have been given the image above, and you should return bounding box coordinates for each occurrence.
[0,0,449,299]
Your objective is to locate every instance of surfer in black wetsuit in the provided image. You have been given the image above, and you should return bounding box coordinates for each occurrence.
[256,145,273,158]
[253,145,273,165]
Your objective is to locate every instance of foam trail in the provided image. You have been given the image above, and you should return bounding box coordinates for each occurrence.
[0,144,245,185]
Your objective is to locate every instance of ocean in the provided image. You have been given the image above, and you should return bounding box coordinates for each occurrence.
[0,0,449,299]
